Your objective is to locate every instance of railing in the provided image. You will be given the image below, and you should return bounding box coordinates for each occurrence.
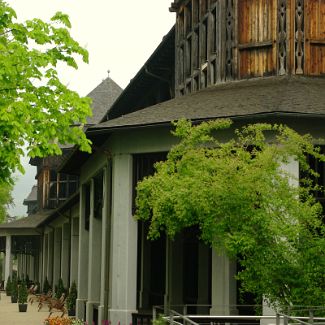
[276,310,325,325]
[151,305,325,325]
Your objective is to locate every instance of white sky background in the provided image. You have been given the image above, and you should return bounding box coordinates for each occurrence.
[7,0,175,217]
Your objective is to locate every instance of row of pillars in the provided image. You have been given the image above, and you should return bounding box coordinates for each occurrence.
[41,218,79,290]
[76,158,138,325]
[3,154,242,325]
[77,156,238,325]
[1,236,38,285]
[1,224,78,290]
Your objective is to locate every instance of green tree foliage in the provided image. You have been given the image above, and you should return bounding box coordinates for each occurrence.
[136,119,325,310]
[0,180,13,222]
[0,1,92,183]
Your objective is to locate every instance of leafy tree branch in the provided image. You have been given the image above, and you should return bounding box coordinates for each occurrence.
[136,119,325,309]
[0,1,92,183]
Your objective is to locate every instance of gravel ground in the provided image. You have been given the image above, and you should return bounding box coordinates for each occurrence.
[0,291,63,325]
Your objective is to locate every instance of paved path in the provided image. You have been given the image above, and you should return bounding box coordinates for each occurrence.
[0,291,63,325]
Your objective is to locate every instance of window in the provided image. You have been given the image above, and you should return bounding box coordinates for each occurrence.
[176,0,220,95]
[46,172,79,208]
[201,18,208,65]
[185,2,192,34]
[132,153,167,213]
[300,146,325,200]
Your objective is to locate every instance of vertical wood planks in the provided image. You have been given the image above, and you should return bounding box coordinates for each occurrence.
[305,0,325,75]
[173,0,325,95]
[237,0,277,79]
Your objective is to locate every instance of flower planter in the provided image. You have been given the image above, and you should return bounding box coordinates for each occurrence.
[68,309,76,316]
[18,303,28,312]
[11,296,17,303]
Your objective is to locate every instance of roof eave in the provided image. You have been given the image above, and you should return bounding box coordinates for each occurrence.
[88,111,325,135]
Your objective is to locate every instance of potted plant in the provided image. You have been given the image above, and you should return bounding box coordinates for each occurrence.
[25,274,30,287]
[43,276,51,294]
[66,281,77,316]
[55,278,65,299]
[11,276,18,303]
[5,276,11,296]
[18,280,28,312]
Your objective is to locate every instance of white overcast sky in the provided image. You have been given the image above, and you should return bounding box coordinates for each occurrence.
[7,0,175,217]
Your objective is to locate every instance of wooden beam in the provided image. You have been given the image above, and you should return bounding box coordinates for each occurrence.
[238,40,273,50]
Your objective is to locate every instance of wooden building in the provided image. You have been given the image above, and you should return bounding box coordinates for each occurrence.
[1,1,325,325]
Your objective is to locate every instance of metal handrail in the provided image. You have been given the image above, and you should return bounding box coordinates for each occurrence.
[166,309,201,325]
[152,306,325,325]
[276,312,325,325]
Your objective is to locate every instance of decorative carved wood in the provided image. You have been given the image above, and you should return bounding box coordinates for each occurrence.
[295,0,304,74]
[172,0,325,93]
[225,0,234,80]
[278,0,287,75]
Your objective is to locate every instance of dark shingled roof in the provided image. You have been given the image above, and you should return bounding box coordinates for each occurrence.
[105,26,175,121]
[89,76,325,132]
[0,210,52,229]
[86,77,123,125]
[23,185,37,204]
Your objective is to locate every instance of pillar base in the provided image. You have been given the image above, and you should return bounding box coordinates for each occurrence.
[86,302,94,325]
[260,299,277,325]
[98,305,109,325]
[86,301,101,325]
[108,308,137,325]
[76,299,87,321]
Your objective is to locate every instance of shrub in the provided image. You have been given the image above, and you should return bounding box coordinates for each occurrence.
[43,316,85,325]
[153,315,168,325]
[18,281,28,304]
[25,274,30,286]
[5,276,11,295]
[11,276,18,301]
[55,278,65,299]
[66,281,77,311]
[43,277,51,294]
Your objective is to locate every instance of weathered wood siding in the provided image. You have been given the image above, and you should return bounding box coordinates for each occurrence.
[175,0,220,96]
[305,0,325,75]
[172,0,325,96]
[237,0,277,78]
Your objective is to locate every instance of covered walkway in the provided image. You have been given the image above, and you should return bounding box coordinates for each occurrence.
[0,291,63,325]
